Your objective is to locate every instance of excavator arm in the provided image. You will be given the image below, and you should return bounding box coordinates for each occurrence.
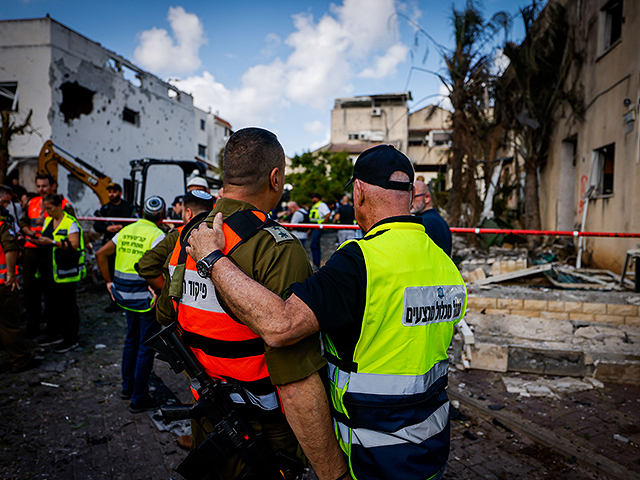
[38,140,113,205]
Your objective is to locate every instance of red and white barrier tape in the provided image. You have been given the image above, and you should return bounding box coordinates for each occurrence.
[78,216,640,238]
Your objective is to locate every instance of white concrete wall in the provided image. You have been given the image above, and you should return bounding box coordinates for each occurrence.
[1,17,196,216]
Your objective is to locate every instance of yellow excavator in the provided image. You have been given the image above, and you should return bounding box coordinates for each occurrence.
[37,140,219,209]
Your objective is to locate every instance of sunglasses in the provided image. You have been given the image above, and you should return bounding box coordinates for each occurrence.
[413,193,425,198]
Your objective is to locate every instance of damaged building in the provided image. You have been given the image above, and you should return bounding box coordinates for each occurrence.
[540,0,640,272]
[0,16,231,215]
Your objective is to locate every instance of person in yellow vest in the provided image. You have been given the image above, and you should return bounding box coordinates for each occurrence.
[96,196,166,413]
[0,210,39,372]
[308,192,330,270]
[19,174,75,340]
[32,194,85,353]
[187,144,467,480]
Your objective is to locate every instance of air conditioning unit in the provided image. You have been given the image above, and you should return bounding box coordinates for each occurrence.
[371,107,382,117]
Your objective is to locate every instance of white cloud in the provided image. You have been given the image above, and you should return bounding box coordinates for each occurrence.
[358,43,409,78]
[304,120,326,134]
[438,83,453,112]
[134,7,206,75]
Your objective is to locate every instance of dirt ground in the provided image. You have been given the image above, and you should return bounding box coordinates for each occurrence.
[0,231,638,479]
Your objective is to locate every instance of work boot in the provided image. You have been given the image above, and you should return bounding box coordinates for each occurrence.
[37,334,63,347]
[53,340,80,353]
[128,395,163,414]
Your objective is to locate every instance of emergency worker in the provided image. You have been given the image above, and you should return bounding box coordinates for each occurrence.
[187,144,467,480]
[308,193,330,270]
[33,194,85,353]
[169,127,347,480]
[96,196,166,413]
[19,174,75,339]
[411,180,452,256]
[0,212,38,372]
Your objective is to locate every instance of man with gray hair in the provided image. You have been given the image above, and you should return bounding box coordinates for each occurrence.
[411,180,452,256]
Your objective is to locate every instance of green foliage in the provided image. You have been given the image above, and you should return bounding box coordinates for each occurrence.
[286,150,352,206]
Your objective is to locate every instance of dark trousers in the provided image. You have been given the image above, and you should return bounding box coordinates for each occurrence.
[121,309,160,403]
[43,280,80,343]
[309,229,323,267]
[22,247,44,335]
[0,284,31,371]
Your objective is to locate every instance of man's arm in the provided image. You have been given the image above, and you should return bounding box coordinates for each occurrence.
[187,214,318,348]
[96,240,116,300]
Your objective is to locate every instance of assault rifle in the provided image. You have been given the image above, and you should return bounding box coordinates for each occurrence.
[145,323,304,480]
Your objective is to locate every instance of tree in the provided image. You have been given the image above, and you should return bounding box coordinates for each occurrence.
[286,150,352,206]
[0,109,32,185]
[400,1,508,227]
[498,0,584,233]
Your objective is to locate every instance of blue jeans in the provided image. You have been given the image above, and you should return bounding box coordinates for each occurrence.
[310,229,323,267]
[121,309,160,403]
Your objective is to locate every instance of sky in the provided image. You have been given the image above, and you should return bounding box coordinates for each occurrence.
[2,0,535,157]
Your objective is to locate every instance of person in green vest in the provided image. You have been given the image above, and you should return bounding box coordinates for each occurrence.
[308,192,330,270]
[96,196,166,413]
[187,144,467,480]
[32,193,85,353]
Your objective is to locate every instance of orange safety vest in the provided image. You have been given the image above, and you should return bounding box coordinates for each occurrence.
[0,221,18,284]
[169,209,281,413]
[25,196,70,248]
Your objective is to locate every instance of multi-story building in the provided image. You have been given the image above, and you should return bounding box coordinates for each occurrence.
[0,16,231,214]
[322,92,451,185]
[540,0,639,271]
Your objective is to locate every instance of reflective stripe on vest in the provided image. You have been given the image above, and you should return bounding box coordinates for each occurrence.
[25,197,69,248]
[43,213,86,283]
[112,219,164,312]
[169,210,280,411]
[324,220,467,480]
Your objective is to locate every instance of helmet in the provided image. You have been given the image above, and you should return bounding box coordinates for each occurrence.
[143,196,166,221]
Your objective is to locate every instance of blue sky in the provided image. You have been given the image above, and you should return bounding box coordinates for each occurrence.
[2,0,534,156]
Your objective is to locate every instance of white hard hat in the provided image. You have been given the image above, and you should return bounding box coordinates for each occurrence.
[187,177,208,189]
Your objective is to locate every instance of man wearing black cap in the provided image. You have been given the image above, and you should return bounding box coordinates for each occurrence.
[94,183,136,311]
[187,144,468,480]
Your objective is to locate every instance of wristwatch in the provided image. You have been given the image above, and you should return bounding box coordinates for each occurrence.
[196,249,225,278]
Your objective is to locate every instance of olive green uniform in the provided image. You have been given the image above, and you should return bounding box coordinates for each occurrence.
[0,221,32,371]
[135,228,180,326]
[170,198,326,479]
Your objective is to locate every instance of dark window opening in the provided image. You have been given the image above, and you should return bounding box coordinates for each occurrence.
[602,0,623,50]
[198,144,207,158]
[595,143,615,196]
[60,82,95,123]
[200,119,206,131]
[123,107,140,126]
[0,82,18,111]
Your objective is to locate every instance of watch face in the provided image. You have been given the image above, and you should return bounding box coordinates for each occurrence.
[196,259,210,278]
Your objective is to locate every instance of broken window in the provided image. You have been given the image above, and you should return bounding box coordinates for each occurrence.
[593,143,615,196]
[168,88,179,100]
[121,64,142,88]
[602,0,623,51]
[198,144,207,158]
[123,107,140,126]
[60,82,95,122]
[0,82,18,111]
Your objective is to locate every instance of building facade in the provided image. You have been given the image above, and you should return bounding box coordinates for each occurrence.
[0,16,230,215]
[540,0,639,272]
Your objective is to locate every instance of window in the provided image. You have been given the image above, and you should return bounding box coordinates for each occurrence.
[593,143,615,196]
[348,133,360,140]
[198,144,207,158]
[123,107,140,126]
[430,130,452,147]
[602,0,623,51]
[60,82,95,123]
[200,119,206,131]
[0,82,18,111]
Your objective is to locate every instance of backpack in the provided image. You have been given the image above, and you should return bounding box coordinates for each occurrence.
[298,208,310,224]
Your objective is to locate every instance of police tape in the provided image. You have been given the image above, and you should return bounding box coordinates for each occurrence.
[79,216,640,238]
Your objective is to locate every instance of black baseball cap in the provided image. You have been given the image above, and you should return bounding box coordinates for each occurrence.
[345,145,414,191]
[106,183,122,192]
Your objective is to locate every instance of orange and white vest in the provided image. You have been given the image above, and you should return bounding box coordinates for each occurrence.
[0,221,18,284]
[168,209,281,415]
